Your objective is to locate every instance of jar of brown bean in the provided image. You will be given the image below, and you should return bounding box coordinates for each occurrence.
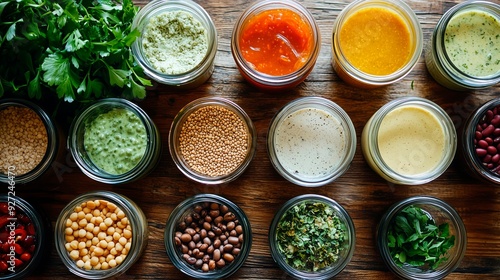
[164,194,252,279]
[55,191,148,279]
[169,97,257,184]
[0,99,59,184]
[459,98,500,185]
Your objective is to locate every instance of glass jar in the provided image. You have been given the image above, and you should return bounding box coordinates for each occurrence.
[68,98,161,184]
[0,195,49,279]
[331,0,423,88]
[0,98,59,184]
[54,191,148,279]
[267,97,356,187]
[268,194,355,279]
[458,98,500,185]
[164,194,252,279]
[425,1,500,91]
[131,0,218,88]
[231,0,321,90]
[168,97,257,184]
[361,97,456,185]
[376,196,467,280]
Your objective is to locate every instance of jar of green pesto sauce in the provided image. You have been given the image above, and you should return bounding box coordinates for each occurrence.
[68,98,161,184]
[425,1,500,91]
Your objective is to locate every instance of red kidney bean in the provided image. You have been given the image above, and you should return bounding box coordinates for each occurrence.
[0,202,37,274]
[474,105,500,175]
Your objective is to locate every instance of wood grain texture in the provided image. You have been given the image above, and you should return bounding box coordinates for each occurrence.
[11,0,500,279]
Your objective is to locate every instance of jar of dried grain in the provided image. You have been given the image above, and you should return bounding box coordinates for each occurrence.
[168,97,257,184]
[0,98,58,184]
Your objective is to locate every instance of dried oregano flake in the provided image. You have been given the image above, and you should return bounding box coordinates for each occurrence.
[276,201,347,271]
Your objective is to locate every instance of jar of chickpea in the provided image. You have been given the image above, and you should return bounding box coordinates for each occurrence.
[0,98,59,184]
[54,191,148,279]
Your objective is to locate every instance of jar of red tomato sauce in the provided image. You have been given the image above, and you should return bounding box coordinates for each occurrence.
[231,0,321,90]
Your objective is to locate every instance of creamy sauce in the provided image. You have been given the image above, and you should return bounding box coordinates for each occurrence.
[84,108,147,175]
[444,9,500,77]
[142,10,208,75]
[274,108,346,178]
[378,105,445,176]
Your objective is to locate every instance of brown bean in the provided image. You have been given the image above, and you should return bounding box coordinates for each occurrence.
[209,260,216,270]
[213,239,221,248]
[180,233,192,243]
[223,244,233,252]
[209,209,220,218]
[213,249,221,261]
[200,229,207,238]
[239,233,244,243]
[232,248,241,256]
[199,243,208,252]
[174,236,181,246]
[220,204,229,214]
[206,245,214,254]
[185,227,195,236]
[226,221,235,231]
[223,212,235,222]
[214,216,224,224]
[204,215,212,223]
[235,225,243,234]
[195,259,203,268]
[186,257,197,265]
[192,233,200,243]
[228,236,239,245]
[188,241,196,250]
[216,259,225,268]
[203,237,211,245]
[184,215,193,225]
[202,263,209,272]
[210,203,219,210]
[208,231,216,239]
[203,222,211,231]
[223,253,234,262]
[202,254,210,263]
[181,244,189,254]
[194,205,203,213]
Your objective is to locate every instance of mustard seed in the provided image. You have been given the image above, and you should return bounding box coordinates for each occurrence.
[178,105,249,177]
[0,106,48,175]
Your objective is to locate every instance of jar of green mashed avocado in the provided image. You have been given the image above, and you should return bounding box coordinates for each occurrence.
[68,98,161,184]
[425,1,500,90]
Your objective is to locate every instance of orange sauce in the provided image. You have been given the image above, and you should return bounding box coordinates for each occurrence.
[339,7,412,76]
[239,9,314,76]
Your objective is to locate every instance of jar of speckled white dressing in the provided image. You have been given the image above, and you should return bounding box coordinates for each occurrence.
[425,1,500,90]
[361,97,457,185]
[267,97,356,187]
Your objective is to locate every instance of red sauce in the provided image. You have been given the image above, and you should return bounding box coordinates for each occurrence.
[239,9,314,76]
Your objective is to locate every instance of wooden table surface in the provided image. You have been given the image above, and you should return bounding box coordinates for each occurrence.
[12,0,499,279]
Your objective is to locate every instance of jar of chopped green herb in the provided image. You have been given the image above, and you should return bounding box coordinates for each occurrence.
[268,194,355,279]
[377,196,467,280]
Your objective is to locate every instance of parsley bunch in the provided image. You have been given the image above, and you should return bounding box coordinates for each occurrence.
[0,0,151,102]
[387,205,456,270]
[276,201,347,272]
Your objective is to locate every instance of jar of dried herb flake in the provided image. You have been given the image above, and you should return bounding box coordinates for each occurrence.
[0,99,58,184]
[269,194,355,279]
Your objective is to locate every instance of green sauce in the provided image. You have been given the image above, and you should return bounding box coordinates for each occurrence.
[444,9,500,77]
[84,108,147,175]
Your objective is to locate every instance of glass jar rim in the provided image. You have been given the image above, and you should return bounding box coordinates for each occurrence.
[377,196,467,280]
[164,193,252,279]
[433,0,500,86]
[363,97,457,185]
[68,98,160,184]
[267,97,356,187]
[332,0,423,86]
[131,0,218,86]
[231,0,321,87]
[0,98,58,184]
[54,191,147,279]
[268,194,356,279]
[168,97,257,184]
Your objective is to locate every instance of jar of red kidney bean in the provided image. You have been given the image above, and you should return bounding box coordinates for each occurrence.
[459,98,500,185]
[0,195,49,279]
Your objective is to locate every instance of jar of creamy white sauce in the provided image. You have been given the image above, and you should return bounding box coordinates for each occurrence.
[425,1,500,91]
[267,97,356,187]
[361,97,457,185]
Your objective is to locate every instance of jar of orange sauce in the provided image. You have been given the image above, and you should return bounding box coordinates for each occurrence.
[231,0,321,90]
[331,0,423,88]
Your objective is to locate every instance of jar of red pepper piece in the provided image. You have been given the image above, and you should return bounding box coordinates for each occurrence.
[0,195,48,279]
[459,98,500,185]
